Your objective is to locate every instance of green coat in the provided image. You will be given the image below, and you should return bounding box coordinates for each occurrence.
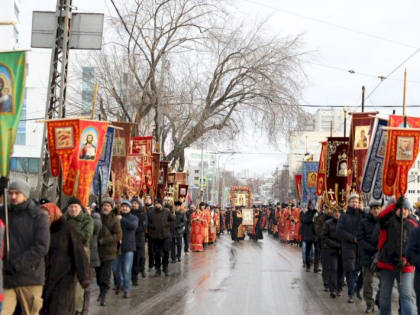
[64,211,94,247]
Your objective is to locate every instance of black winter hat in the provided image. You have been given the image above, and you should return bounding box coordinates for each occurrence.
[67,196,83,208]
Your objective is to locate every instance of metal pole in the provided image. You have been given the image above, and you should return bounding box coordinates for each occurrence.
[403,69,407,119]
[361,86,365,112]
[343,106,347,137]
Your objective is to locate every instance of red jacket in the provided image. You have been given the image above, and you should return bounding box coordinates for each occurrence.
[377,203,418,273]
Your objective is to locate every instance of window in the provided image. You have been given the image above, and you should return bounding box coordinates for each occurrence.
[11,157,40,174]
[194,170,200,174]
[194,176,199,181]
[15,88,26,145]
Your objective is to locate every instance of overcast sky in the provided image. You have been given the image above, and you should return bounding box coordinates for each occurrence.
[21,0,420,176]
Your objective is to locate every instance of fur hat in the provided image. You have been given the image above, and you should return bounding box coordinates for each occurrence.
[347,192,360,202]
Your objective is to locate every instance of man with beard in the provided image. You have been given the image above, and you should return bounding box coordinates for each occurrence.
[315,204,332,290]
[337,193,364,303]
[131,197,147,285]
[357,200,381,313]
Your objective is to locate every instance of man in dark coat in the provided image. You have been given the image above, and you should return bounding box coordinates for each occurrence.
[131,197,147,285]
[231,208,242,242]
[322,208,343,298]
[144,195,155,271]
[1,179,50,315]
[301,201,317,272]
[171,201,186,262]
[336,192,364,303]
[407,225,420,313]
[40,203,90,315]
[377,197,418,315]
[225,208,231,233]
[183,205,193,253]
[96,197,122,306]
[113,200,138,298]
[315,204,332,290]
[357,200,381,313]
[148,199,176,276]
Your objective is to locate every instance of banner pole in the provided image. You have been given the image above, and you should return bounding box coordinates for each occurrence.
[90,82,99,120]
[400,68,407,277]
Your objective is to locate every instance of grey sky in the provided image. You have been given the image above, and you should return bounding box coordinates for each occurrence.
[20,0,420,175]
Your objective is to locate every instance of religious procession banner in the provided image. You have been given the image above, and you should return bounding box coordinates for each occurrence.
[347,112,376,193]
[361,118,388,200]
[302,161,318,208]
[325,137,349,209]
[389,115,420,128]
[178,184,189,203]
[0,51,26,177]
[126,154,143,198]
[316,141,327,197]
[131,136,153,190]
[47,119,108,205]
[294,174,302,201]
[111,122,132,201]
[157,161,169,199]
[382,127,420,198]
[92,126,115,197]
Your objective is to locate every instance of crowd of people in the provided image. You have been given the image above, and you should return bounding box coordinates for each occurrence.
[0,178,419,315]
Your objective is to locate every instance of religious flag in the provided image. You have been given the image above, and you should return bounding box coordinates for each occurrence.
[389,115,420,128]
[325,137,349,209]
[382,127,420,198]
[92,126,115,197]
[178,184,189,202]
[347,112,376,193]
[295,174,302,201]
[111,122,132,201]
[126,154,143,198]
[62,120,108,205]
[316,141,327,197]
[157,161,169,199]
[0,51,26,177]
[302,161,318,208]
[361,118,388,200]
[131,136,153,189]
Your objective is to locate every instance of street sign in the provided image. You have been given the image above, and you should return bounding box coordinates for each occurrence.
[197,177,208,187]
[31,11,104,50]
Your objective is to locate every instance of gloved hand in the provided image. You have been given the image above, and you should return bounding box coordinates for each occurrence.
[4,264,16,276]
[0,177,8,193]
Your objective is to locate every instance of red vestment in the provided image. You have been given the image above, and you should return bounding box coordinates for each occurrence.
[190,211,206,252]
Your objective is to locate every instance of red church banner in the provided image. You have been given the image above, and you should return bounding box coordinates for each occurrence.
[131,136,153,189]
[126,154,143,198]
[382,127,420,198]
[295,174,302,201]
[316,141,327,196]
[347,112,376,193]
[389,115,420,128]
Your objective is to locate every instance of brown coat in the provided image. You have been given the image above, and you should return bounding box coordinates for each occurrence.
[98,212,122,261]
[41,218,90,315]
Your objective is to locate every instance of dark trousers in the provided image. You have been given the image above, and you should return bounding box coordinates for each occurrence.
[148,237,155,269]
[171,236,183,261]
[415,271,420,313]
[327,250,344,293]
[321,246,329,288]
[95,260,113,293]
[183,231,190,252]
[305,241,314,269]
[346,269,360,298]
[132,246,145,280]
[153,238,170,271]
[314,240,321,271]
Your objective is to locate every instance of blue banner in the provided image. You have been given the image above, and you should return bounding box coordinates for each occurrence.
[361,118,388,200]
[302,161,318,209]
[92,126,115,197]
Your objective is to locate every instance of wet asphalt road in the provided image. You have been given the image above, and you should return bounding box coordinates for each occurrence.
[90,233,399,315]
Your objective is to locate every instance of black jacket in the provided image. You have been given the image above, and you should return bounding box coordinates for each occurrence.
[337,207,364,272]
[314,212,330,245]
[322,217,341,251]
[120,212,138,252]
[90,212,102,268]
[132,208,147,247]
[185,210,193,233]
[407,226,420,272]
[0,199,50,289]
[148,207,176,239]
[357,214,380,266]
[174,211,187,237]
[300,209,317,242]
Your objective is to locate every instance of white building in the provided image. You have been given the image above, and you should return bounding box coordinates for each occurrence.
[1,0,50,185]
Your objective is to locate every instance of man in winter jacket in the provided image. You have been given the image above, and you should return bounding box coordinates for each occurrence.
[64,197,94,315]
[301,201,317,272]
[112,200,138,298]
[148,199,176,276]
[337,192,364,303]
[315,204,332,290]
[357,200,381,313]
[96,197,122,306]
[407,226,420,313]
[1,179,50,315]
[171,201,186,262]
[322,208,343,298]
[378,197,418,315]
[144,195,155,271]
[131,197,147,285]
[184,205,193,253]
